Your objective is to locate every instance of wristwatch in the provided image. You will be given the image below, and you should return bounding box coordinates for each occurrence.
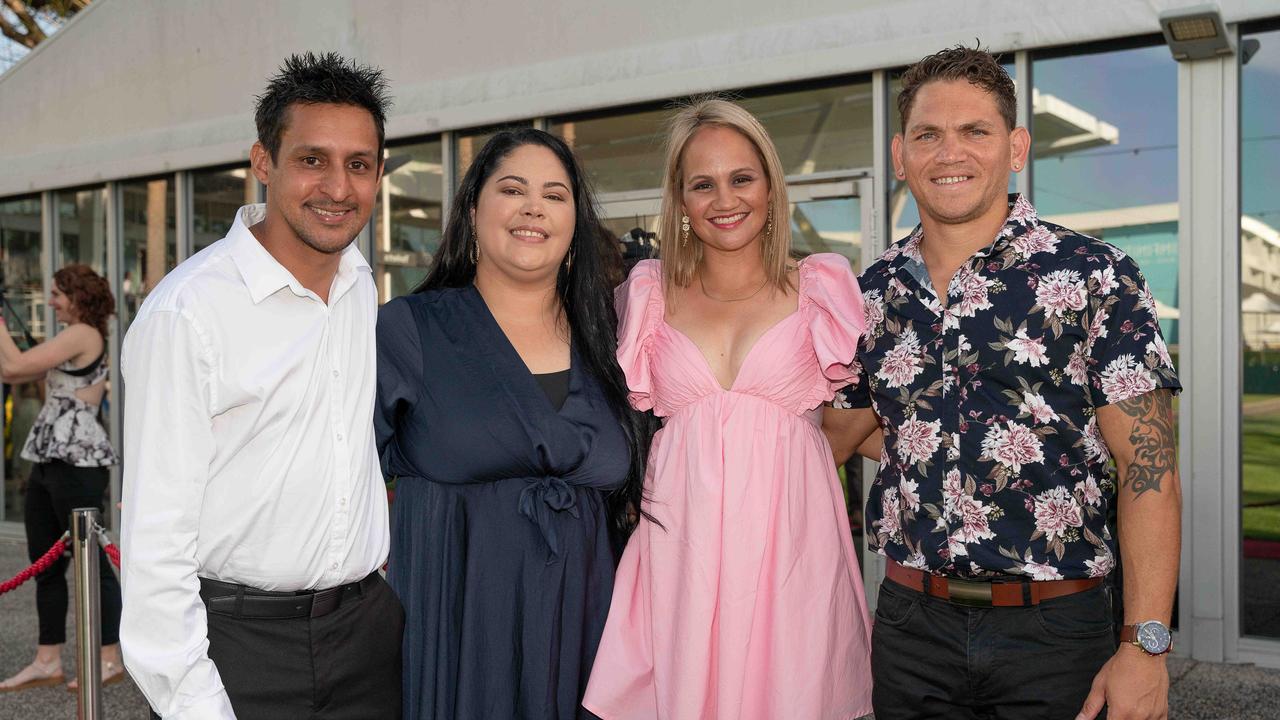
[1120,620,1173,656]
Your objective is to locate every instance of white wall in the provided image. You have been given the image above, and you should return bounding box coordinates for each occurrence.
[0,0,1276,196]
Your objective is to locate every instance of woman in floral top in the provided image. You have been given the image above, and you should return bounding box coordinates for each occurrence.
[0,264,123,693]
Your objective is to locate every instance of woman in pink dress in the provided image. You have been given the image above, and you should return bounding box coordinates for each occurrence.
[584,99,873,720]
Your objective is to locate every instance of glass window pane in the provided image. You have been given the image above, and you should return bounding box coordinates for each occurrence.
[377,139,444,301]
[741,80,874,174]
[791,195,863,272]
[120,177,177,333]
[58,187,107,274]
[1032,46,1178,345]
[550,108,669,195]
[889,63,1016,240]
[0,195,45,523]
[456,124,531,180]
[1241,28,1280,639]
[193,166,255,253]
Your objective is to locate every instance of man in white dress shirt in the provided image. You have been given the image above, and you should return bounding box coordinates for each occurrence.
[119,52,402,719]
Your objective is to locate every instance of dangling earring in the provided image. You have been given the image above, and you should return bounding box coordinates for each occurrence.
[470,228,479,265]
[766,206,774,243]
[564,248,574,274]
[681,215,691,248]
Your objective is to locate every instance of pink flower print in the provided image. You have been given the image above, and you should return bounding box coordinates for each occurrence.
[1100,354,1157,403]
[1021,560,1065,581]
[1012,224,1059,259]
[896,417,943,466]
[1067,341,1091,387]
[1035,270,1088,320]
[876,328,925,389]
[1075,475,1103,507]
[980,421,1045,473]
[1090,266,1118,295]
[1033,486,1084,542]
[1085,553,1115,578]
[1007,329,1049,367]
[1018,392,1060,424]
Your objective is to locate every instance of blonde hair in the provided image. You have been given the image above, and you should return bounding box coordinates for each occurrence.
[658,98,793,300]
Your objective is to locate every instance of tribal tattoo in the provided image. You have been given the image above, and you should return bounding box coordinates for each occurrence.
[1112,389,1176,499]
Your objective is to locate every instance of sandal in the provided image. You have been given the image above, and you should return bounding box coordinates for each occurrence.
[66,661,125,693]
[0,660,65,692]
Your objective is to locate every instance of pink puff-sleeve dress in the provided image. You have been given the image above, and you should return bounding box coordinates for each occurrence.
[583,254,874,720]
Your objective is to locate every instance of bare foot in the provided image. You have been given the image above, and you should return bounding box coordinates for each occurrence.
[0,659,64,692]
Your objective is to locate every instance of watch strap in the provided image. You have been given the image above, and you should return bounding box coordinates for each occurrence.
[1120,622,1172,655]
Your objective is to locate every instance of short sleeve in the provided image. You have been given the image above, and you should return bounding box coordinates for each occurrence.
[801,253,868,394]
[375,296,424,471]
[1085,250,1182,407]
[830,356,873,409]
[615,260,664,412]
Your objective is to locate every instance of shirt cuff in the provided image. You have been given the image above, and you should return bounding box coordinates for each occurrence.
[160,690,237,720]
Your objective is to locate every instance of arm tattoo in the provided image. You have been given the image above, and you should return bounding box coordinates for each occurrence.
[1112,390,1176,499]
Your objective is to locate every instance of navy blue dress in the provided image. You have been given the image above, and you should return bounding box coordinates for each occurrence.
[375,286,629,720]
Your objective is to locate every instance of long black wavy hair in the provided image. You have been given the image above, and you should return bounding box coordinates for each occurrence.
[416,128,655,540]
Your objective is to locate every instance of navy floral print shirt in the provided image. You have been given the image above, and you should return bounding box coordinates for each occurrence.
[837,195,1181,580]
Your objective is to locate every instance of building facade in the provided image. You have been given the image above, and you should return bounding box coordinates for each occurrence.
[0,0,1278,668]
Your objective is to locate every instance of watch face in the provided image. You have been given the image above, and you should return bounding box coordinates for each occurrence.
[1137,622,1172,654]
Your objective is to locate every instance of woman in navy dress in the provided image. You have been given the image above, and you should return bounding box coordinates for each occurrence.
[375,129,651,720]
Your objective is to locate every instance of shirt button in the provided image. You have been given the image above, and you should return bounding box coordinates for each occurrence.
[330,562,338,570]
[336,433,344,442]
[339,498,347,507]
[332,369,339,378]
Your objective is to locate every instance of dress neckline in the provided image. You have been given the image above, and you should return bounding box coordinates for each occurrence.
[466,285,579,418]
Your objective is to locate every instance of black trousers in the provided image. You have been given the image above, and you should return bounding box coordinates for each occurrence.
[871,578,1116,720]
[23,460,121,646]
[151,573,404,719]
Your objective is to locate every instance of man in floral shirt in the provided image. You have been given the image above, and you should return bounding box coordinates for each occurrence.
[825,47,1181,720]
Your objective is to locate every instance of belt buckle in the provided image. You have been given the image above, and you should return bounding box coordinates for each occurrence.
[946,578,993,607]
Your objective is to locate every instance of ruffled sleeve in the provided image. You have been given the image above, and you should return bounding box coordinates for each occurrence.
[614,260,664,412]
[800,253,867,394]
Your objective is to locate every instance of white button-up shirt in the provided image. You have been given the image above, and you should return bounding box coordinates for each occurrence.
[119,204,389,720]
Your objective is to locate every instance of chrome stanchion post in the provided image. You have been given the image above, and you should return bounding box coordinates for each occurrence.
[71,507,102,720]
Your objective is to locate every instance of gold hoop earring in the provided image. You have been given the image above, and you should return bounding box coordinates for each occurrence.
[681,215,691,248]
[565,248,574,274]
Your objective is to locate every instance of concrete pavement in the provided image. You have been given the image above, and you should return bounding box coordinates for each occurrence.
[2,538,1279,718]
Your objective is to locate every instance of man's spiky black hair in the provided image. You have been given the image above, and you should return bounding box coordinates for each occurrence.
[254,52,392,163]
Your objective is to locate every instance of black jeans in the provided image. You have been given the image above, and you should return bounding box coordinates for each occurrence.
[871,578,1116,720]
[23,460,122,646]
[150,573,404,719]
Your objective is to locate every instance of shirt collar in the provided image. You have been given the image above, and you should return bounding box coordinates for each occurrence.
[227,204,372,305]
[885,193,1040,275]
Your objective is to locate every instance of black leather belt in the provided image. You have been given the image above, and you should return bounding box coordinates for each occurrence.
[198,572,380,619]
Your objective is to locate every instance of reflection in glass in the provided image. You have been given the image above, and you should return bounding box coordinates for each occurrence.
[193,166,255,252]
[0,196,44,523]
[554,81,874,197]
[790,196,863,272]
[1241,29,1280,639]
[741,81,873,175]
[120,178,177,333]
[551,109,669,194]
[58,187,107,274]
[889,64,1016,240]
[1032,46,1178,344]
[377,140,444,300]
[456,124,530,180]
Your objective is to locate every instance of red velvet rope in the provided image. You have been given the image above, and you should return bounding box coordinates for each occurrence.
[102,542,120,569]
[0,533,68,596]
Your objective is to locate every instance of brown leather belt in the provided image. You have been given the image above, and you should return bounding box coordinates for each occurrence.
[885,560,1103,607]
